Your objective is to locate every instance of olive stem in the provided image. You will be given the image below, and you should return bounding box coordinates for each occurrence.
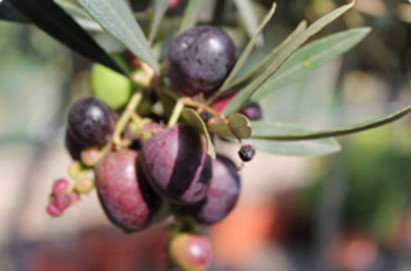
[162,87,180,101]
[112,92,143,150]
[162,91,243,142]
[130,112,143,125]
[181,97,243,142]
[167,98,185,127]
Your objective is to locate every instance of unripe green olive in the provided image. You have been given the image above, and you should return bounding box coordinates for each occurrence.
[90,63,132,110]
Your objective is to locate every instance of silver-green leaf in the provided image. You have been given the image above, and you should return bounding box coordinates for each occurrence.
[232,0,263,45]
[213,2,277,99]
[246,121,341,156]
[178,0,207,34]
[253,27,370,100]
[222,1,355,115]
[149,0,169,43]
[182,108,216,159]
[250,105,411,141]
[77,0,160,74]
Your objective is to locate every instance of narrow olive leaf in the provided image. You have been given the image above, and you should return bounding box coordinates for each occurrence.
[55,0,103,32]
[232,0,263,46]
[222,1,355,115]
[182,108,216,159]
[9,0,123,74]
[246,118,340,156]
[0,0,29,22]
[208,114,252,139]
[77,0,160,74]
[222,24,306,114]
[245,137,341,156]
[178,0,207,34]
[213,2,277,98]
[253,27,371,100]
[224,20,308,92]
[250,105,411,140]
[149,0,169,43]
[55,0,92,20]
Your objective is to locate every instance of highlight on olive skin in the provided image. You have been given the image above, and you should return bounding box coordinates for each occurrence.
[167,26,237,97]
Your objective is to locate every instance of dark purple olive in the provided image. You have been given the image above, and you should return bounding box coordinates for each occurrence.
[95,150,162,232]
[65,129,85,160]
[239,102,262,121]
[67,97,116,148]
[186,155,240,225]
[141,125,212,205]
[167,26,237,97]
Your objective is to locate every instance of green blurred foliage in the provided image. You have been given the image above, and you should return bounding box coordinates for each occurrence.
[300,124,410,245]
[0,22,72,141]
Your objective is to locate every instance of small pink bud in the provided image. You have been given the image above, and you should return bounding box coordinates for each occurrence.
[74,171,95,194]
[80,147,99,167]
[168,0,180,9]
[52,178,69,195]
[69,191,80,203]
[46,204,61,217]
[52,194,71,211]
[170,233,212,271]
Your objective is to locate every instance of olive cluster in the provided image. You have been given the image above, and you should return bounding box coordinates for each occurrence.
[48,25,261,271]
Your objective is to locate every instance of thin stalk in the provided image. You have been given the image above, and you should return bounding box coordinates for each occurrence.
[112,92,143,149]
[167,98,185,127]
[251,105,411,141]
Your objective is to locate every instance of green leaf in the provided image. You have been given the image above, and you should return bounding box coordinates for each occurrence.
[77,0,160,74]
[246,121,341,156]
[212,2,277,99]
[250,105,411,140]
[222,21,306,114]
[55,0,102,31]
[9,0,123,73]
[222,1,355,115]
[182,108,216,159]
[226,20,307,91]
[208,114,252,139]
[149,0,169,43]
[178,0,207,34]
[232,0,263,45]
[245,137,340,156]
[253,27,370,100]
[55,0,92,21]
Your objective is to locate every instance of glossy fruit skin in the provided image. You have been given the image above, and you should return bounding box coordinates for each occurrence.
[141,125,212,205]
[95,150,162,232]
[168,26,237,97]
[169,233,212,271]
[67,97,117,148]
[51,194,71,211]
[65,130,85,160]
[238,144,255,162]
[186,155,240,225]
[239,102,262,121]
[52,178,69,195]
[91,63,132,110]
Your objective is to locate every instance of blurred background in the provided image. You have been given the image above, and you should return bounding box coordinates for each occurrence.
[0,0,410,270]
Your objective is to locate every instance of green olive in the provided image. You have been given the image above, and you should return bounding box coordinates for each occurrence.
[90,63,132,110]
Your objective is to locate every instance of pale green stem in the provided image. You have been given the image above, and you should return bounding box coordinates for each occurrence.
[167,98,185,127]
[112,92,143,149]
